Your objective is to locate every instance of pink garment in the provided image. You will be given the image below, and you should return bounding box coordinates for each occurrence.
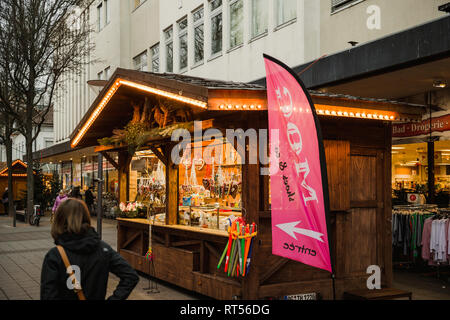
[447,219,450,259]
[421,218,433,261]
[52,195,68,213]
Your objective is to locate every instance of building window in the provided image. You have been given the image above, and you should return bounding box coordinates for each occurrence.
[178,17,188,71]
[97,3,103,32]
[275,0,296,26]
[210,0,222,56]
[164,27,173,72]
[97,1,110,31]
[104,66,111,80]
[229,0,243,49]
[151,44,159,72]
[193,6,204,64]
[104,0,110,24]
[331,0,363,13]
[251,0,268,38]
[133,51,148,71]
[97,70,103,80]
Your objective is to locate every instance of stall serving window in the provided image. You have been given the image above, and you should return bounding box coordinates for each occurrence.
[178,138,242,231]
[125,150,166,221]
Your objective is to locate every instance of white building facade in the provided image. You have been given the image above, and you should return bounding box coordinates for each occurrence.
[157,0,320,82]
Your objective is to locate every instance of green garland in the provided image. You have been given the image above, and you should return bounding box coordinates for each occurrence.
[98,122,194,152]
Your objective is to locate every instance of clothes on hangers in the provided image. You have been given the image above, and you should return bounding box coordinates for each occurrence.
[421,215,449,265]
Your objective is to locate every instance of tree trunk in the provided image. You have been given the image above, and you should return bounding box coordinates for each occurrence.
[25,130,34,222]
[5,137,15,226]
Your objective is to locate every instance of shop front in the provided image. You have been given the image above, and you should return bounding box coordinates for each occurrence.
[33,144,120,217]
[69,68,427,300]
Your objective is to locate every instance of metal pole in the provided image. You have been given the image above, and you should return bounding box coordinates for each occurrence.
[97,153,103,239]
[427,93,435,204]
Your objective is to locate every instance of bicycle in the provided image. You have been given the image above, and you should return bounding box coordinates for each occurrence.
[29,205,43,226]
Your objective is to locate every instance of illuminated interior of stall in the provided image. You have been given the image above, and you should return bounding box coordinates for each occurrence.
[128,150,166,222]
[392,140,450,192]
[178,138,242,231]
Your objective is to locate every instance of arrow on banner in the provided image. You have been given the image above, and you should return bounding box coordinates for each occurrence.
[276,221,324,243]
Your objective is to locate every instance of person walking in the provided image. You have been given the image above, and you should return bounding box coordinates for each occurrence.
[40,198,139,300]
[84,186,95,215]
[51,190,68,223]
[2,187,9,216]
[71,186,82,199]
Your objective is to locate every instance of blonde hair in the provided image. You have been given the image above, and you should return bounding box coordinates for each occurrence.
[51,198,91,241]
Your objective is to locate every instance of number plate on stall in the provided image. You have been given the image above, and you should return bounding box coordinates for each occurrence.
[284,293,317,300]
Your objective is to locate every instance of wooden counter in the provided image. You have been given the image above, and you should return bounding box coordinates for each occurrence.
[117,218,229,238]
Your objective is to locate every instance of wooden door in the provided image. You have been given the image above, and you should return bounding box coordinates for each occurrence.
[335,146,387,294]
[325,141,388,297]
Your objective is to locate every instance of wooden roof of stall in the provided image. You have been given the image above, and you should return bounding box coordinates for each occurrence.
[70,68,428,149]
[0,160,29,177]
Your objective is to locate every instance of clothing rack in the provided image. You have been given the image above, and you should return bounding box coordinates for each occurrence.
[392,205,438,266]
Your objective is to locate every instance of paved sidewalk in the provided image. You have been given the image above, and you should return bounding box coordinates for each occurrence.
[0,214,201,300]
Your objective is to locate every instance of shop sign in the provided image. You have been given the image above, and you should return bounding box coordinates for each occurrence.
[393,114,450,137]
[264,54,332,273]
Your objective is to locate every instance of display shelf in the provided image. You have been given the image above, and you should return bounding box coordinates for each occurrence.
[116,217,229,237]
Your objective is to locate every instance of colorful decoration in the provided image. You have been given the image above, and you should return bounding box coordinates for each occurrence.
[118,201,146,218]
[145,248,153,261]
[217,218,257,278]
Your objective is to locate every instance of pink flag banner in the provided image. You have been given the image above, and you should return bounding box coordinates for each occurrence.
[263,54,332,273]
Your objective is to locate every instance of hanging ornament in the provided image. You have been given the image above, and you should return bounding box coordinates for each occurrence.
[190,157,198,186]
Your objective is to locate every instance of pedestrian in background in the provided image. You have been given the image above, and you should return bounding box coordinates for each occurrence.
[51,190,68,223]
[84,186,95,215]
[71,186,82,199]
[2,187,8,215]
[40,198,139,300]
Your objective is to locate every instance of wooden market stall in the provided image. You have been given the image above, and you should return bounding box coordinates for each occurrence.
[0,160,28,214]
[70,68,427,300]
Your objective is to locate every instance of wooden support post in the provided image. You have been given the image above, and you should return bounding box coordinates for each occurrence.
[149,146,168,166]
[165,144,179,225]
[241,119,261,300]
[101,152,119,171]
[118,150,132,203]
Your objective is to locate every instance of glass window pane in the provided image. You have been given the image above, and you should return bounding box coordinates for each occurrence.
[276,0,296,26]
[229,0,243,48]
[178,18,187,31]
[211,13,222,55]
[164,28,173,40]
[193,7,204,22]
[179,34,188,70]
[166,42,173,72]
[194,24,204,63]
[151,45,159,56]
[152,58,159,72]
[97,4,102,31]
[252,0,268,37]
[210,0,222,12]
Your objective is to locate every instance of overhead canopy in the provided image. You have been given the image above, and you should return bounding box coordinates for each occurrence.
[256,16,450,102]
[70,68,429,150]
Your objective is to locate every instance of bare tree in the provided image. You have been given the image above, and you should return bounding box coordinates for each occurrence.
[0,110,17,226]
[0,0,94,219]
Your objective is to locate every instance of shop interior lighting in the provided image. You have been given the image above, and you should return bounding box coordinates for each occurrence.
[315,105,398,121]
[433,80,447,88]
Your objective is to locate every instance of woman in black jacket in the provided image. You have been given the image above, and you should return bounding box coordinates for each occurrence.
[40,198,139,300]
